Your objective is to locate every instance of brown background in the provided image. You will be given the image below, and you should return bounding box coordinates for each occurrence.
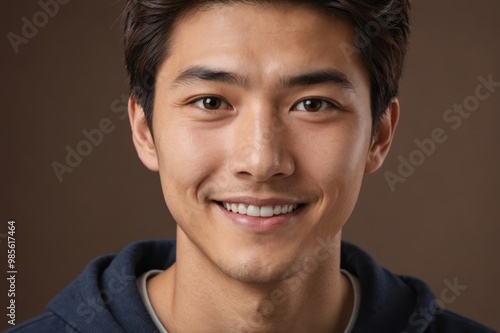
[1,0,499,331]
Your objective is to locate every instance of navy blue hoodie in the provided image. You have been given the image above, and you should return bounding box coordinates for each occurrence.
[6,240,496,332]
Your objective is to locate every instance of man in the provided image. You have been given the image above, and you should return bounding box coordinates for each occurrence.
[9,0,495,332]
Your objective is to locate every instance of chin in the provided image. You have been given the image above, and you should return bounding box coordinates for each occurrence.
[215,252,304,285]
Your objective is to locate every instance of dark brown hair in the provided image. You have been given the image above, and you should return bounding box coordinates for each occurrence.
[124,0,411,131]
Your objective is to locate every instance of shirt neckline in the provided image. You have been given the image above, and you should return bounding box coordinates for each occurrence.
[137,269,361,333]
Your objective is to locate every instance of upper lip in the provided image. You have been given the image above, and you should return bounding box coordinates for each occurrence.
[213,196,305,206]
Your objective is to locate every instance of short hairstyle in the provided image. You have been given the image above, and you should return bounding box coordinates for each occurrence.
[124,0,411,132]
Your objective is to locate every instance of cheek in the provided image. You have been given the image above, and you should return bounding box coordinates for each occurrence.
[154,121,225,213]
[298,121,370,184]
[296,120,370,219]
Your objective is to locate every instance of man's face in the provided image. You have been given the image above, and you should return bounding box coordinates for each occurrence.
[133,3,394,283]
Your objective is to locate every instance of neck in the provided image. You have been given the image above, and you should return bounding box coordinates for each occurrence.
[148,232,353,333]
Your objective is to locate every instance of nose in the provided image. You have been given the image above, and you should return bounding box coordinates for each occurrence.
[228,107,295,182]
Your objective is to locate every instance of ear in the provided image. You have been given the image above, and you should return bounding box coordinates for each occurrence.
[364,98,400,174]
[128,97,159,172]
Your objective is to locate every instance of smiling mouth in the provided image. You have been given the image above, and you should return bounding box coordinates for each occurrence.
[215,201,303,218]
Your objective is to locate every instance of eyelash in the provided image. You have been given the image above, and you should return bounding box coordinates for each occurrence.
[190,96,232,113]
[292,98,339,113]
[189,96,340,113]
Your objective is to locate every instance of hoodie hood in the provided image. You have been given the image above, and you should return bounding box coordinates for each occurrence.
[48,241,176,333]
[341,242,435,333]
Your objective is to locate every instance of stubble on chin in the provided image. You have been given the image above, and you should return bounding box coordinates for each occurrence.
[215,255,305,285]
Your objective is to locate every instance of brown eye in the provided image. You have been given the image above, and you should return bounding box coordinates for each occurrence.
[304,99,323,112]
[203,97,222,109]
[194,97,230,111]
[295,98,332,112]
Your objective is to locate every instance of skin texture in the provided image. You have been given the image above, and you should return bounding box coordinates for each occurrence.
[129,3,399,332]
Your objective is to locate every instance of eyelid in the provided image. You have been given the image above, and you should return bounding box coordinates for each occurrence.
[293,97,341,112]
[186,95,341,112]
[189,95,232,111]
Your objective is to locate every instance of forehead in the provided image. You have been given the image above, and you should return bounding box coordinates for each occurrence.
[161,2,368,89]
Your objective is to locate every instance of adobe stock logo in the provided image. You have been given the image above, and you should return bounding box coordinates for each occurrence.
[51,93,129,183]
[7,0,72,54]
[384,74,499,192]
[404,277,468,333]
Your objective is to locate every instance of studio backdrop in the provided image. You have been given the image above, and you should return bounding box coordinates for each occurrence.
[2,0,499,331]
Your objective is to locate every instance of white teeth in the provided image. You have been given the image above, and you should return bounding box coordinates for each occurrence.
[221,202,300,217]
[231,203,238,213]
[246,205,260,217]
[238,204,247,214]
[260,206,274,217]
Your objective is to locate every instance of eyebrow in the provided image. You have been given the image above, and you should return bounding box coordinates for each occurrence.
[171,66,354,91]
[279,69,354,91]
[172,66,249,88]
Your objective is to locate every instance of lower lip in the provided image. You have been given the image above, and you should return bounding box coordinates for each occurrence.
[214,203,304,233]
